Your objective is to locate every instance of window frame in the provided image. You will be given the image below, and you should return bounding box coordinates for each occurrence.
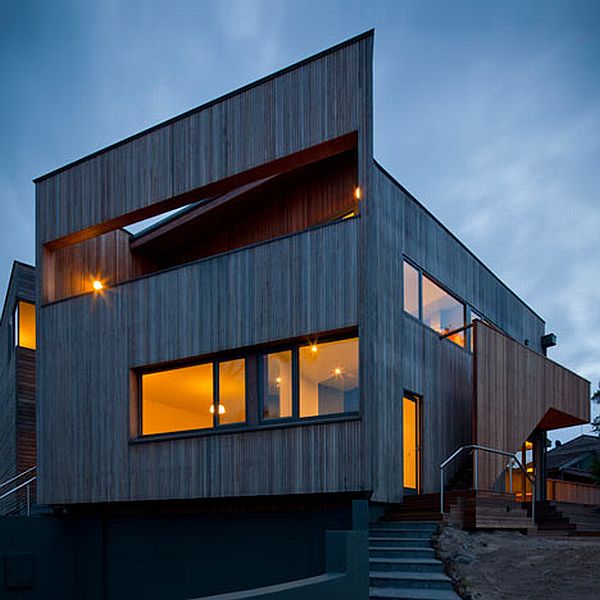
[134,330,360,442]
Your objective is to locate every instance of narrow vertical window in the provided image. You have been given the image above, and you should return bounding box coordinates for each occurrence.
[403,261,420,318]
[218,359,246,425]
[141,363,213,435]
[15,301,36,350]
[299,338,359,417]
[262,351,293,420]
[422,275,465,347]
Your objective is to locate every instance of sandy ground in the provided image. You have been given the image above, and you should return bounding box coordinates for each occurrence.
[435,525,600,600]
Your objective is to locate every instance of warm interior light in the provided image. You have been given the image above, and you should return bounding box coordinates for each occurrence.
[334,367,342,376]
[310,344,318,353]
[354,186,361,200]
[92,280,104,291]
[209,404,226,415]
[275,377,282,384]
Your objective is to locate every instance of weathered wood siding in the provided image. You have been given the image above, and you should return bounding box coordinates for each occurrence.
[363,167,548,502]
[474,321,590,489]
[35,33,373,246]
[38,220,362,504]
[0,262,36,485]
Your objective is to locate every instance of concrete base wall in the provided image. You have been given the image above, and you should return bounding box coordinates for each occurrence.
[1,499,367,600]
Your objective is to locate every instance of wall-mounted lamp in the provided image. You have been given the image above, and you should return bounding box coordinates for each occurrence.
[92,280,104,291]
[354,186,361,201]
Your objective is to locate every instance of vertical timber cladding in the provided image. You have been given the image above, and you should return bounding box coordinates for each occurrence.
[474,321,590,490]
[364,169,474,501]
[34,32,374,504]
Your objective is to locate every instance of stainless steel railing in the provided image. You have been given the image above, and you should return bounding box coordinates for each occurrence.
[0,466,37,517]
[439,444,535,524]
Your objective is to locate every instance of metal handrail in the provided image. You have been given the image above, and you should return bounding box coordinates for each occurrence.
[0,466,36,490]
[439,444,536,524]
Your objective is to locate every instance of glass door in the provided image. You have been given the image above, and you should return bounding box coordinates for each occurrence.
[403,394,421,493]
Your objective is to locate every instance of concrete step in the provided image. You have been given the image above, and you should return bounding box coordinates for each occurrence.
[369,571,453,591]
[370,537,431,548]
[369,558,444,573]
[369,547,437,559]
[371,522,439,531]
[370,529,433,539]
[370,586,461,599]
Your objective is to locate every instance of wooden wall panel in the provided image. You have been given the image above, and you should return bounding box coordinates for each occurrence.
[35,32,373,246]
[37,220,361,504]
[474,321,590,489]
[135,150,358,268]
[47,229,151,302]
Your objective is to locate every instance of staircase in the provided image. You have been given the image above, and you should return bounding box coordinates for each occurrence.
[530,501,600,536]
[0,467,37,516]
[369,521,460,600]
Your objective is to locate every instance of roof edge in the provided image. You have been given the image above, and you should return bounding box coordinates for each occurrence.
[34,29,375,184]
[373,159,546,324]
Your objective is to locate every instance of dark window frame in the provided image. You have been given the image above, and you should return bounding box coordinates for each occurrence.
[134,329,360,442]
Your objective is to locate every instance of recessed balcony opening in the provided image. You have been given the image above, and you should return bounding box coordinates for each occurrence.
[42,139,358,303]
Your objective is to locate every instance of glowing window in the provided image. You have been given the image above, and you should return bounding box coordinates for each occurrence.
[218,359,246,425]
[15,301,36,350]
[403,261,420,318]
[403,396,419,490]
[422,275,465,347]
[263,351,293,420]
[299,338,359,417]
[141,363,213,435]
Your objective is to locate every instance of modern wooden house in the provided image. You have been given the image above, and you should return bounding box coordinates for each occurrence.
[33,30,589,513]
[0,261,36,514]
[3,29,589,599]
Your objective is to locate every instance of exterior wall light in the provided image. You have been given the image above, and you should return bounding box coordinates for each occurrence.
[92,280,104,291]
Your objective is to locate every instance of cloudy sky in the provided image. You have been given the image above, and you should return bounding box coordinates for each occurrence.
[1,1,598,438]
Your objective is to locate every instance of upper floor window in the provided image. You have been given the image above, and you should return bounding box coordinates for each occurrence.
[403,261,420,319]
[422,275,465,347]
[403,260,465,348]
[262,350,293,420]
[299,337,359,417]
[141,363,214,435]
[138,333,359,438]
[14,301,36,350]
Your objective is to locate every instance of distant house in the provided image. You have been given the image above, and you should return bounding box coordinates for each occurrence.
[547,435,600,484]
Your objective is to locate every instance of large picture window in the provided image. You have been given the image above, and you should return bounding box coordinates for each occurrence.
[141,363,214,435]
[138,333,359,438]
[299,338,359,417]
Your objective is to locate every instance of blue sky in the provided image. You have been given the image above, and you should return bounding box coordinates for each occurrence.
[1,1,599,439]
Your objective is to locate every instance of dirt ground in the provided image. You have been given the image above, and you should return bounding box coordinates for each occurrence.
[435,525,600,600]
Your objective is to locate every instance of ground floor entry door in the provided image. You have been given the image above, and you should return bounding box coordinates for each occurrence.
[403,394,421,493]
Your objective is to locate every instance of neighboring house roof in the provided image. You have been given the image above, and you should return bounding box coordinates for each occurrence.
[547,435,600,478]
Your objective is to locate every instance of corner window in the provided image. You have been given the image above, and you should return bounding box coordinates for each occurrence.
[262,350,293,420]
[14,301,36,350]
[299,338,359,417]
